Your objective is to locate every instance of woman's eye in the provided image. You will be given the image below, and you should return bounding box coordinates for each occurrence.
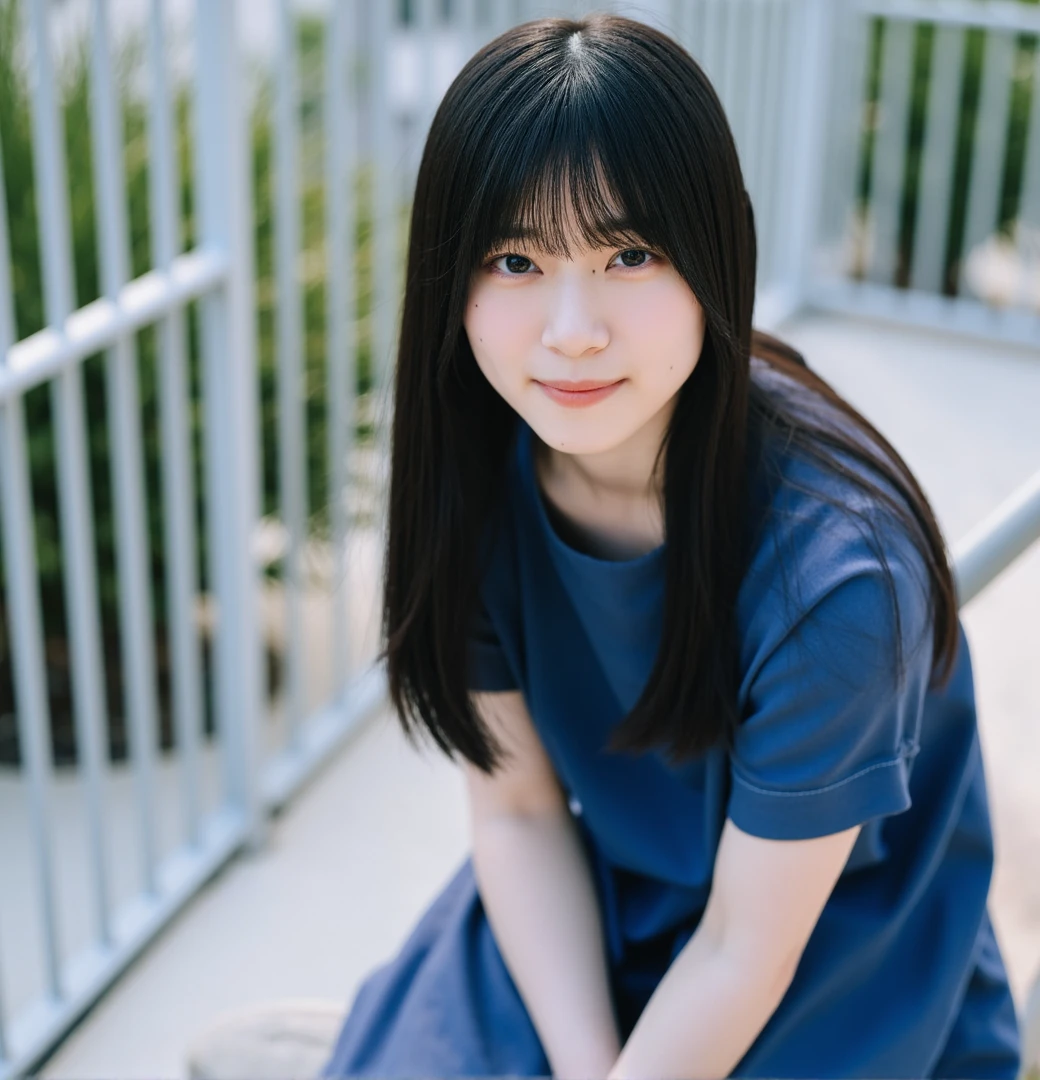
[486,248,657,276]
[490,253,536,275]
[612,248,655,269]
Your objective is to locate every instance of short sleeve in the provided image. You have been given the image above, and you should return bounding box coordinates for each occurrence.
[727,551,933,841]
[466,594,519,692]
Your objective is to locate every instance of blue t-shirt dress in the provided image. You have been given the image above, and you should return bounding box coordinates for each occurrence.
[320,361,1021,1079]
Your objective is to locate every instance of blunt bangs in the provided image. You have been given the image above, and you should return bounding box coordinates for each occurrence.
[444,17,736,286]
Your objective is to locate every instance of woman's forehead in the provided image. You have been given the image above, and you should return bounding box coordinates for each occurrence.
[478,153,653,254]
[486,185,653,255]
[495,213,647,251]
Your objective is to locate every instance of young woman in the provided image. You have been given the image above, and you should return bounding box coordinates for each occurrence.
[319,14,1021,1079]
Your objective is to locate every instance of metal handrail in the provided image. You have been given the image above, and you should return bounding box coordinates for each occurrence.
[856,0,1040,34]
[953,468,1040,607]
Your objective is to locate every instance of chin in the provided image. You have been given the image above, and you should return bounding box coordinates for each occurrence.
[527,414,633,457]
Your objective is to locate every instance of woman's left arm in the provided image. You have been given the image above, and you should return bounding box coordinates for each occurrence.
[607,818,861,1080]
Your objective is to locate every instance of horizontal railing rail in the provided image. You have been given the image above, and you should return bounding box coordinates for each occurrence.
[856,0,1040,33]
[954,467,1040,607]
[0,249,228,404]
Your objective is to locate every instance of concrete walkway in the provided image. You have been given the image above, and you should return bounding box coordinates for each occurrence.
[25,311,1040,1078]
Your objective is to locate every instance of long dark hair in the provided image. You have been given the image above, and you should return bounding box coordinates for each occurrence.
[382,13,959,772]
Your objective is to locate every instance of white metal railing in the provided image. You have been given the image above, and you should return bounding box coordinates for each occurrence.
[954,468,1040,606]
[811,0,1040,346]
[0,0,404,1071]
[0,2,263,1076]
[0,2,1037,1079]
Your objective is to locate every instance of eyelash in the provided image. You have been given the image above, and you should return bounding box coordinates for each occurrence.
[484,247,661,277]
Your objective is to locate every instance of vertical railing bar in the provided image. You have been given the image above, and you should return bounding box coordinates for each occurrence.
[27,0,74,321]
[325,0,357,692]
[758,0,789,284]
[0,123,56,1057]
[197,5,234,821]
[1013,44,1040,309]
[909,23,966,292]
[415,0,438,189]
[741,0,769,201]
[701,0,722,86]
[865,16,915,285]
[752,0,776,283]
[0,131,11,1063]
[458,0,479,65]
[818,1,870,281]
[372,0,398,484]
[27,0,113,991]
[90,0,161,896]
[193,0,266,849]
[491,0,510,37]
[687,0,707,61]
[148,0,179,270]
[147,0,205,849]
[720,0,742,125]
[275,0,309,752]
[471,0,490,49]
[777,0,838,302]
[669,0,687,52]
[956,29,1016,295]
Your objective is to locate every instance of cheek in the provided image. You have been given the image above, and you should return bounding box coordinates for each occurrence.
[620,287,704,378]
[464,294,509,396]
[465,291,530,378]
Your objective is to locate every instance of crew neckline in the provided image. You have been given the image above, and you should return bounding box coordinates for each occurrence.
[516,421,667,571]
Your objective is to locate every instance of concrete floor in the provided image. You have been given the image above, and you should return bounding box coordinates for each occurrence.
[19,309,1040,1078]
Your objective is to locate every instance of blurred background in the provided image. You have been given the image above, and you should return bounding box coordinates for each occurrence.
[0,0,1038,1077]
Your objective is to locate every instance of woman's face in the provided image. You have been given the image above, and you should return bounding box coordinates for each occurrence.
[464,217,705,460]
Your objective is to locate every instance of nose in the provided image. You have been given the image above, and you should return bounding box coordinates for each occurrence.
[540,274,609,358]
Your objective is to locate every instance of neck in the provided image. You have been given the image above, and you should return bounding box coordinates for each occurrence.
[532,400,673,558]
[538,398,672,500]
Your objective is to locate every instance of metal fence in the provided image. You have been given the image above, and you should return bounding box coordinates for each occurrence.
[810,0,1040,347]
[0,1,1038,1078]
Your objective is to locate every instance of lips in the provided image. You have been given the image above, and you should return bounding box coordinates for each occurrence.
[534,378,625,409]
[536,379,623,391]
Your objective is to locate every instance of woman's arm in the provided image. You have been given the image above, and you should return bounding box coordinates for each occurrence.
[465,691,621,1079]
[607,818,861,1079]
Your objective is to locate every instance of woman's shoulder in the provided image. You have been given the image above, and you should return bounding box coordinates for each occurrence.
[747,354,924,554]
[741,358,934,660]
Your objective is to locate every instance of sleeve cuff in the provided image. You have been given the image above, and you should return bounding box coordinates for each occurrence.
[726,745,918,840]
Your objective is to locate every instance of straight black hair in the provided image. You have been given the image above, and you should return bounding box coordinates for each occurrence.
[382,13,959,772]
